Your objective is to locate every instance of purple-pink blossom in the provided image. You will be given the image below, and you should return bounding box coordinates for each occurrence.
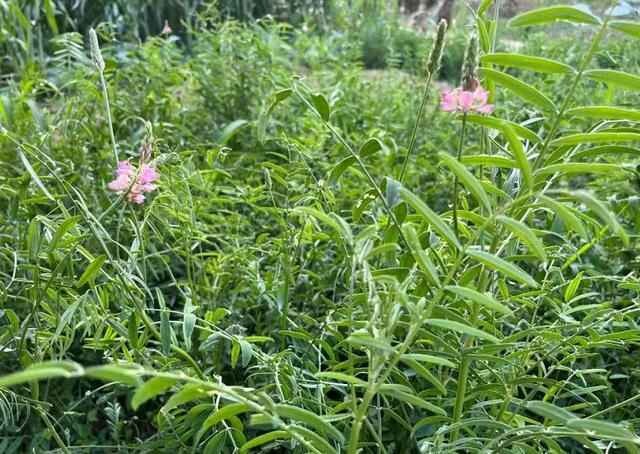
[440,86,494,114]
[108,160,160,205]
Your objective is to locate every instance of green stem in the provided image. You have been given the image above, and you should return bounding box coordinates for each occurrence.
[452,114,468,239]
[398,71,434,185]
[99,70,119,164]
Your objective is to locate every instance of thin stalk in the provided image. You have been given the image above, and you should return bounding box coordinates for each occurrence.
[99,69,119,164]
[452,114,468,239]
[398,71,434,184]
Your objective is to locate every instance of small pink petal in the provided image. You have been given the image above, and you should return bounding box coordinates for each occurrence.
[458,91,474,112]
[116,160,135,177]
[130,192,146,204]
[477,104,495,114]
[139,164,160,185]
[440,90,458,112]
[107,175,131,192]
[473,87,489,105]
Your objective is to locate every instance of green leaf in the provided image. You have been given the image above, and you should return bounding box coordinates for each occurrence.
[464,114,541,143]
[461,155,517,168]
[480,53,575,74]
[574,145,640,160]
[400,353,456,368]
[216,119,249,146]
[611,20,640,39]
[329,137,383,183]
[566,106,640,121]
[402,224,441,287]
[240,431,291,453]
[378,386,448,415]
[131,376,178,410]
[425,319,500,343]
[567,419,640,442]
[503,124,533,191]
[479,0,495,16]
[346,334,394,354]
[0,361,83,388]
[85,364,143,386]
[439,153,492,214]
[551,132,640,146]
[48,215,80,252]
[564,271,584,302]
[287,425,338,454]
[496,215,547,261]
[18,150,54,201]
[399,187,462,250]
[76,255,106,287]
[467,249,539,288]
[275,404,344,442]
[400,358,447,395]
[536,163,624,176]
[196,403,251,445]
[294,206,353,245]
[316,372,367,387]
[161,384,209,412]
[509,5,601,27]
[570,190,629,246]
[445,285,511,315]
[258,88,293,142]
[526,401,576,424]
[538,195,588,239]
[311,93,330,121]
[43,0,59,34]
[481,68,556,112]
[585,69,640,91]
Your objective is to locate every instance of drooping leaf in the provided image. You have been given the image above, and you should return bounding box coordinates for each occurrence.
[611,20,640,39]
[425,319,500,343]
[481,53,575,74]
[399,187,462,250]
[526,401,576,424]
[132,376,178,410]
[566,106,640,121]
[275,404,344,442]
[585,69,640,91]
[464,114,541,143]
[551,132,640,146]
[445,285,511,315]
[467,249,539,287]
[509,5,601,27]
[402,224,441,287]
[0,361,83,388]
[503,124,533,191]
[439,153,492,214]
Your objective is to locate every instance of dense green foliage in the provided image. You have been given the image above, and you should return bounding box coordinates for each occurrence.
[2,1,640,453]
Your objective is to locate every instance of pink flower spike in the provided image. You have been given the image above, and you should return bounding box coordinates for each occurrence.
[458,91,474,113]
[440,89,459,112]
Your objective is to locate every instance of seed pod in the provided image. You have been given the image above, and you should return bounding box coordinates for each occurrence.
[461,34,478,91]
[426,19,448,77]
[89,28,105,72]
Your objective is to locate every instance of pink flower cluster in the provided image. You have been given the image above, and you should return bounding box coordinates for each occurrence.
[108,160,160,204]
[440,86,494,114]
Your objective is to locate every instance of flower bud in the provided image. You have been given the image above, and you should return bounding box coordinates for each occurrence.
[89,28,105,72]
[426,19,448,77]
[461,34,478,91]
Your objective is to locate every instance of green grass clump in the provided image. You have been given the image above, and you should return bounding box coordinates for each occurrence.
[1,1,640,453]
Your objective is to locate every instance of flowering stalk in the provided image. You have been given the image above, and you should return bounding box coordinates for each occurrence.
[398,19,447,184]
[89,28,118,164]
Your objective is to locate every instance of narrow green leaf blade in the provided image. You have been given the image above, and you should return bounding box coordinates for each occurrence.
[481,53,575,74]
[481,67,556,112]
[439,153,492,214]
[467,249,539,287]
[445,285,512,315]
[509,6,601,27]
